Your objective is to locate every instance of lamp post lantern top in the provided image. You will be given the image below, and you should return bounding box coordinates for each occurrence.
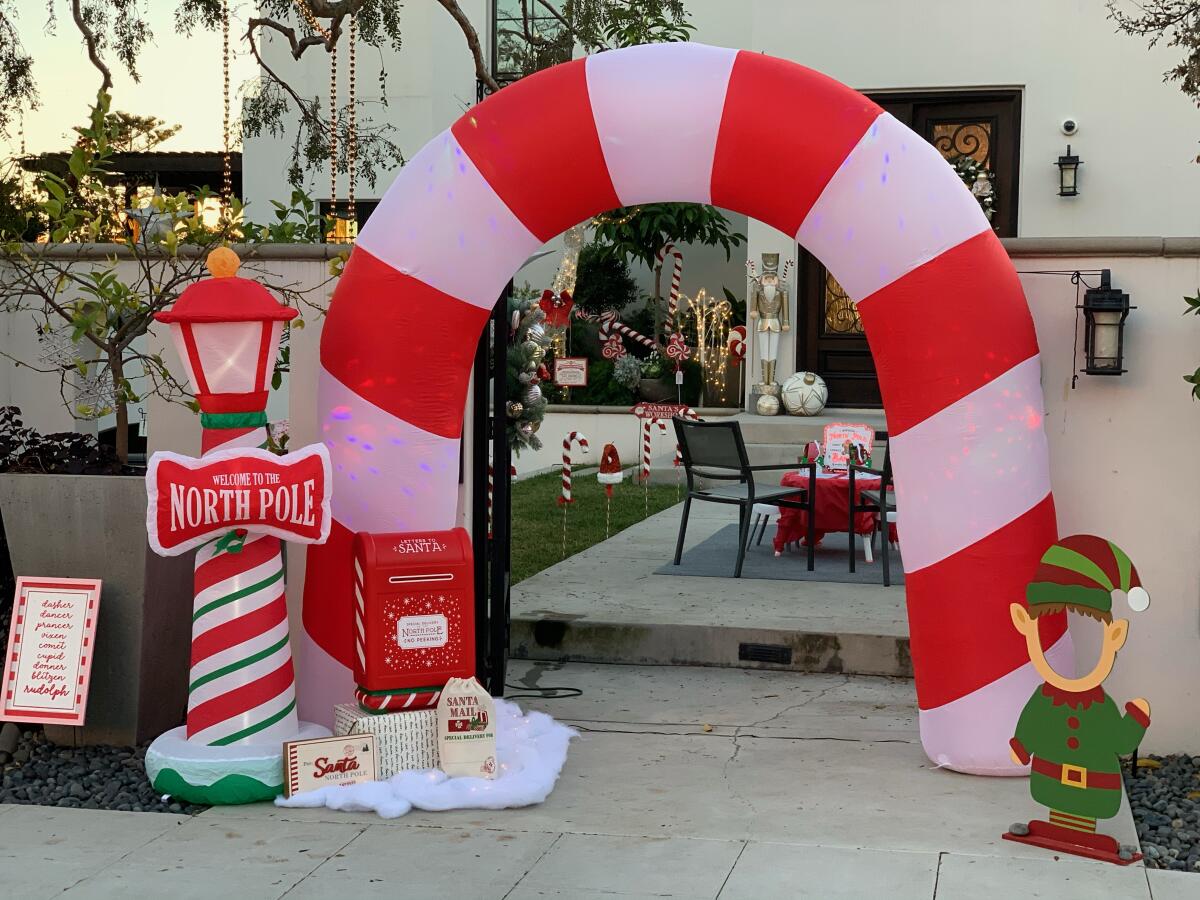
[156,249,299,326]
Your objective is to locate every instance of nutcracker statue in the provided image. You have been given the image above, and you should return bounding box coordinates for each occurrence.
[143,249,332,804]
[1003,534,1152,865]
[748,252,790,393]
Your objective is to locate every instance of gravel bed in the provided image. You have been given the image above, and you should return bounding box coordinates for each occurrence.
[0,723,208,815]
[1127,754,1200,871]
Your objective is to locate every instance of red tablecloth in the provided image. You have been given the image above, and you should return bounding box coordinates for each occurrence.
[773,470,890,553]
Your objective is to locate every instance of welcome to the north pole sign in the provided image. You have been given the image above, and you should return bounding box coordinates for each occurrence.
[146,445,331,555]
[2,577,102,726]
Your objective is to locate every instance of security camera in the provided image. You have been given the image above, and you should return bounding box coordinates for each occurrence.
[1061,118,1079,136]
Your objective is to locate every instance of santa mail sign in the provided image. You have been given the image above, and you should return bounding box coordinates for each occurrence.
[146,445,332,555]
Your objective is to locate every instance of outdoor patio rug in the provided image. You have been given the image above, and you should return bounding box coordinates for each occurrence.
[655,523,906,585]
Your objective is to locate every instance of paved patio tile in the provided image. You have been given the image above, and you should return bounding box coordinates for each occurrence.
[59,816,365,900]
[285,823,559,899]
[934,851,1153,899]
[514,833,744,899]
[718,841,938,899]
[1147,868,1200,899]
[0,805,186,898]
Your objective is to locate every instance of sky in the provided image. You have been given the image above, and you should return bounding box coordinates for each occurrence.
[5,2,258,158]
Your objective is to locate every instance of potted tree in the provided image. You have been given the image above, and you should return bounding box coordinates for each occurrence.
[0,96,318,745]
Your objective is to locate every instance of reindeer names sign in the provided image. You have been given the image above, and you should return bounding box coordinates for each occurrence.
[2,577,102,726]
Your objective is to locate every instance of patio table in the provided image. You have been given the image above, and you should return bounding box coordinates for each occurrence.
[773,469,895,554]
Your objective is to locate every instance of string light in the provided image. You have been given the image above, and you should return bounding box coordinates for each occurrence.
[347,11,357,240]
[685,289,733,404]
[590,207,642,227]
[292,1,345,236]
[221,0,232,206]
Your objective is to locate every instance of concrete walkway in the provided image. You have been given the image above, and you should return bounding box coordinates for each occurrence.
[2,660,1190,898]
[512,499,911,677]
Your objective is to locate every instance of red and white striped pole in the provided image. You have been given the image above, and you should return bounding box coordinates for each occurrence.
[185,413,297,748]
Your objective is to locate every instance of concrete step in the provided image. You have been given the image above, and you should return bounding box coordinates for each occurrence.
[510,502,912,679]
[510,616,912,679]
[733,409,887,444]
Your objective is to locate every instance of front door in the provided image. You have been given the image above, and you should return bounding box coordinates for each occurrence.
[796,90,1021,407]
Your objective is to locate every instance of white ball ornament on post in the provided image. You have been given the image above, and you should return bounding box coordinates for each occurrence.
[781,371,829,417]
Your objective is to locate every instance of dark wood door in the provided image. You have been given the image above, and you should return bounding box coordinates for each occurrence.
[796,90,1021,407]
[797,252,880,407]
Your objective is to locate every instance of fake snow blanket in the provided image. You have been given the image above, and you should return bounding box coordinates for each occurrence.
[274,699,575,819]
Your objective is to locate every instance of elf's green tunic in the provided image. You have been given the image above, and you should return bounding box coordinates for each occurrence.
[1010,683,1148,820]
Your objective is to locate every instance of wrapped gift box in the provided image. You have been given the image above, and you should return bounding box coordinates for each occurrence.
[333,702,439,777]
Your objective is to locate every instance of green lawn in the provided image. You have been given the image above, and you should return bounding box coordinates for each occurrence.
[508,468,683,584]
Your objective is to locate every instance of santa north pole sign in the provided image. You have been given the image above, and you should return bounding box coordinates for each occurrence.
[146,445,332,555]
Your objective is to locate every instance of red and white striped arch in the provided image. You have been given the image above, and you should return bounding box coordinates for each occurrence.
[302,43,1072,775]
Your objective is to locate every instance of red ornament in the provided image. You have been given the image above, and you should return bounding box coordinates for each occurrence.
[539,289,574,328]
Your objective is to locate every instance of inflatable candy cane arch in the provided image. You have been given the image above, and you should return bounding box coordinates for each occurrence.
[304,43,1068,776]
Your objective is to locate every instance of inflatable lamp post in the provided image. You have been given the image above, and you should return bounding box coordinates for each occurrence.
[145,248,331,804]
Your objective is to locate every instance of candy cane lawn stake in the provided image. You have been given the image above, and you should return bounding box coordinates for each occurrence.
[560,431,589,557]
[657,243,684,334]
[144,249,331,805]
[639,419,669,515]
[309,43,1068,776]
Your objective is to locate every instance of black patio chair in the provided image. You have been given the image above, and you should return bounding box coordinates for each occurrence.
[848,431,897,585]
[672,417,816,578]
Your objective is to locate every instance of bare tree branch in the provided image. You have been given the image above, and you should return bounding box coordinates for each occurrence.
[70,0,113,93]
[434,0,501,93]
[248,15,333,59]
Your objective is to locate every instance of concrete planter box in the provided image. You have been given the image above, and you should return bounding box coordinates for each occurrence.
[0,474,194,746]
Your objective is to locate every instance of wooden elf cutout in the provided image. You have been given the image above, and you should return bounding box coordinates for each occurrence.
[1003,534,1152,865]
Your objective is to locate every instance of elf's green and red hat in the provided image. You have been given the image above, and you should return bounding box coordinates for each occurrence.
[1025,534,1150,621]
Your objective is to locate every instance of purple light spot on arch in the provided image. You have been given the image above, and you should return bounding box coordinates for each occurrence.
[346,435,357,443]
[361,443,374,452]
[458,233,467,249]
[458,162,467,174]
[884,152,891,165]
[331,406,352,421]
[401,487,414,497]
[897,215,905,230]
[368,466,380,475]
[325,439,335,448]
[446,191,454,202]
[487,215,497,231]
[336,464,344,472]
[871,122,879,138]
[390,437,406,446]
[349,473,358,482]
[881,172,888,185]
[419,462,433,473]
[454,145,462,156]
[844,227,854,243]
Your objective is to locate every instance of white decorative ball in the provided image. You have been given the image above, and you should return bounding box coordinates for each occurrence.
[781,371,829,417]
[755,393,781,416]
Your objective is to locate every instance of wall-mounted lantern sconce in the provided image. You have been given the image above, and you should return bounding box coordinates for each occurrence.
[1057,144,1081,196]
[1080,270,1132,376]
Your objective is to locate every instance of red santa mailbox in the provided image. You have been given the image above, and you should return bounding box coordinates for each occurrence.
[352,529,476,712]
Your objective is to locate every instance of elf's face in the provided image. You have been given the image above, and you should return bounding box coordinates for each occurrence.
[1009,603,1128,691]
